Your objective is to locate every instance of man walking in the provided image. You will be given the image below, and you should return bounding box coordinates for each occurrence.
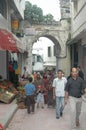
[53,69,67,119]
[65,67,86,130]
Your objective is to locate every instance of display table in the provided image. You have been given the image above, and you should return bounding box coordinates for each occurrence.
[0,91,15,103]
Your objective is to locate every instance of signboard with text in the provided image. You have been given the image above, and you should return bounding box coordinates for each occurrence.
[12,20,19,30]
[24,27,36,36]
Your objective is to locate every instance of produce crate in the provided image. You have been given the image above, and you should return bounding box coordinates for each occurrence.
[0,91,15,103]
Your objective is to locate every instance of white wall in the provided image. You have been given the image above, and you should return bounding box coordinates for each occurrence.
[43,42,56,65]
[32,37,56,66]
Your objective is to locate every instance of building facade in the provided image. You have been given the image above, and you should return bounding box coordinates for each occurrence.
[32,39,56,71]
[0,0,27,79]
[69,0,86,79]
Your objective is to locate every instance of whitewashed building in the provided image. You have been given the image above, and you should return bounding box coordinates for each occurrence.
[32,37,56,71]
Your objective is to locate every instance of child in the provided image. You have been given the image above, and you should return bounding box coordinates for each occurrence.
[24,77,36,114]
[36,89,44,109]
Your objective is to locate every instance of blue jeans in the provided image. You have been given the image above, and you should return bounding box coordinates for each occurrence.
[56,96,64,117]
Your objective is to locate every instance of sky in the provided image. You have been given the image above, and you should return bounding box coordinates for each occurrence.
[27,0,61,21]
[26,0,61,56]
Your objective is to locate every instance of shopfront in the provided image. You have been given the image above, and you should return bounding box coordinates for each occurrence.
[69,39,86,80]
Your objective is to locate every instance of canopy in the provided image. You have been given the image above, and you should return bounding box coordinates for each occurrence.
[0,29,19,52]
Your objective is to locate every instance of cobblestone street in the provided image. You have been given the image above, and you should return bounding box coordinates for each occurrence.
[5,102,86,130]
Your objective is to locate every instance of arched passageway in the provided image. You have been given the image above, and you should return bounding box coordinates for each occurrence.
[32,35,61,72]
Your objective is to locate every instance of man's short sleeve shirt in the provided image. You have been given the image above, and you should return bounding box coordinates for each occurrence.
[53,77,67,97]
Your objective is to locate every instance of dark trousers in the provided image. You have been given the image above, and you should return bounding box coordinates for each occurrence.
[26,95,35,113]
[28,104,35,113]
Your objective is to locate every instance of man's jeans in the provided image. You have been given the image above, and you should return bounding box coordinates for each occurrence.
[69,96,82,129]
[56,96,64,117]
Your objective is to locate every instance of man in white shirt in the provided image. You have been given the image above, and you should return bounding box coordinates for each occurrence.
[53,69,67,119]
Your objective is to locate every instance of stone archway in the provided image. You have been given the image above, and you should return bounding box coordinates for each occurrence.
[24,20,70,75]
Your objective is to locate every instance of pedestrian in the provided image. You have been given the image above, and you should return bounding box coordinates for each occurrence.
[77,65,84,80]
[47,85,55,108]
[36,89,44,109]
[8,61,15,84]
[52,69,67,119]
[24,77,36,114]
[65,67,86,130]
[22,66,28,79]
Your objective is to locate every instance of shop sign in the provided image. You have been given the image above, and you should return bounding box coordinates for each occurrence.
[24,27,36,36]
[12,20,19,30]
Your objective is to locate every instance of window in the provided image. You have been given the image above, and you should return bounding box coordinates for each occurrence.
[53,45,56,56]
[66,9,70,13]
[0,0,7,19]
[48,47,51,57]
[74,0,78,16]
[37,55,43,62]
[32,54,43,63]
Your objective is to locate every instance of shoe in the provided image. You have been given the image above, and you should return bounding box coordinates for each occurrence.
[56,117,60,119]
[27,110,30,114]
[37,104,39,108]
[76,120,80,127]
[60,112,63,117]
[31,112,34,114]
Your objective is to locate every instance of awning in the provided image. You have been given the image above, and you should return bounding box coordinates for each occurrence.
[43,63,56,67]
[0,29,19,52]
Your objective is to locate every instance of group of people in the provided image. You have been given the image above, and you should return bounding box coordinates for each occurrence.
[24,71,55,113]
[53,66,86,130]
[24,66,86,130]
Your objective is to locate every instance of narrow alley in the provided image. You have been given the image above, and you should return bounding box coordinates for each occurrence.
[6,102,86,130]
